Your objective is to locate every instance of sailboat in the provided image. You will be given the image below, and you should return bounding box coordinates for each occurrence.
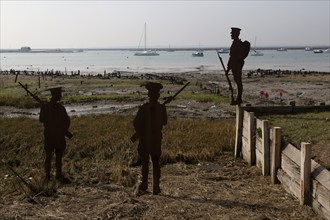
[192,50,204,57]
[250,37,264,56]
[134,23,159,56]
[192,42,204,57]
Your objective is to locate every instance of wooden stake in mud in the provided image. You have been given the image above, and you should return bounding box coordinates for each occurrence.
[14,72,19,83]
[216,51,235,104]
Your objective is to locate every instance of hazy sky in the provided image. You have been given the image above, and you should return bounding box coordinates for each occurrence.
[1,0,329,49]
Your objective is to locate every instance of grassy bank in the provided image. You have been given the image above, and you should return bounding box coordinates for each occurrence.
[0,114,235,196]
[261,111,330,169]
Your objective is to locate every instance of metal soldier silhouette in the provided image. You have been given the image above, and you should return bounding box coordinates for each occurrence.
[39,87,72,183]
[133,82,168,195]
[227,27,249,105]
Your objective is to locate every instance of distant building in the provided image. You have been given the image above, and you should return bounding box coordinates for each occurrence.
[20,47,31,52]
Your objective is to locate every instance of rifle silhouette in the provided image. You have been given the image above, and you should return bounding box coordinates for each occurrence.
[130,82,190,143]
[2,159,37,193]
[18,82,73,139]
[216,50,235,104]
[18,82,44,104]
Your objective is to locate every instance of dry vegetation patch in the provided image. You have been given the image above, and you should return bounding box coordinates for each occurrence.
[0,115,324,219]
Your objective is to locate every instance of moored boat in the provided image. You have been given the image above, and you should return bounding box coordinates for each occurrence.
[250,50,264,56]
[277,47,287,51]
[313,49,323,54]
[250,37,263,56]
[192,51,204,57]
[135,50,159,56]
[218,49,229,53]
[134,23,159,56]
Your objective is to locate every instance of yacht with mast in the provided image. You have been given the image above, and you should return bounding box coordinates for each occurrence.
[250,37,263,56]
[134,23,159,56]
[192,42,204,57]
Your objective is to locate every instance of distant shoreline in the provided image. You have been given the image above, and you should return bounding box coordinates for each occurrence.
[1,46,329,53]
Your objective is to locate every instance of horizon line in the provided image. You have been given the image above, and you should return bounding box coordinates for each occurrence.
[1,45,329,51]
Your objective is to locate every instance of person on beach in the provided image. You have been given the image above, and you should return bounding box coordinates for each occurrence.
[133,82,168,195]
[227,27,249,105]
[39,87,72,183]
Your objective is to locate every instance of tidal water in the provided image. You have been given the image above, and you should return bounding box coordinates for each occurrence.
[1,49,329,74]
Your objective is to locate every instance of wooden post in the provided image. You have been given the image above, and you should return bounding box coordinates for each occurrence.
[262,120,270,176]
[271,127,281,184]
[248,112,256,166]
[234,105,243,158]
[300,142,312,205]
[15,72,19,83]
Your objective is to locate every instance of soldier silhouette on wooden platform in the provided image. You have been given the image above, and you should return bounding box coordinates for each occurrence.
[227,27,250,105]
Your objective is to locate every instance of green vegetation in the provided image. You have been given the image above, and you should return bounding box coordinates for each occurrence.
[261,111,330,169]
[0,115,235,196]
[0,75,230,107]
[179,92,230,104]
[262,112,330,145]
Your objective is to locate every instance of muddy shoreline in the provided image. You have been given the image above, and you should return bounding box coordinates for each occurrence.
[1,70,329,119]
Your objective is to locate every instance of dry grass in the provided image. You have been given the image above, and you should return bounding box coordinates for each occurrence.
[0,114,235,197]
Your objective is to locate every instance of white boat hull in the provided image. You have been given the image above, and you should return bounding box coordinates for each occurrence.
[192,51,204,57]
[134,50,159,56]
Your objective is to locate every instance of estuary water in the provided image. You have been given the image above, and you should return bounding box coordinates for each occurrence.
[1,49,329,74]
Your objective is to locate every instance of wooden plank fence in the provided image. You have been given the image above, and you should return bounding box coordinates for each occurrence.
[235,105,330,219]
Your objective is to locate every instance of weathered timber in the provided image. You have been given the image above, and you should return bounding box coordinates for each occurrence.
[281,153,300,182]
[256,137,262,151]
[262,120,270,176]
[312,179,330,211]
[242,126,250,140]
[248,112,256,166]
[271,127,281,184]
[312,199,330,220]
[277,169,300,199]
[256,148,263,169]
[282,142,300,165]
[234,106,243,158]
[311,161,330,191]
[301,142,312,205]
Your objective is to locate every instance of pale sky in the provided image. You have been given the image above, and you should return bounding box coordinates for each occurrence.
[1,0,329,49]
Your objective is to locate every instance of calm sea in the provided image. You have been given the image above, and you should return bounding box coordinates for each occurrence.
[0,49,329,74]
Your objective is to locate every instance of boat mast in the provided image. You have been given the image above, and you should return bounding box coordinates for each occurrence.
[144,22,147,51]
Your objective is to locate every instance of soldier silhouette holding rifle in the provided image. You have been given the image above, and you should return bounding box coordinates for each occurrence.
[227,27,249,105]
[133,82,168,195]
[39,87,72,183]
